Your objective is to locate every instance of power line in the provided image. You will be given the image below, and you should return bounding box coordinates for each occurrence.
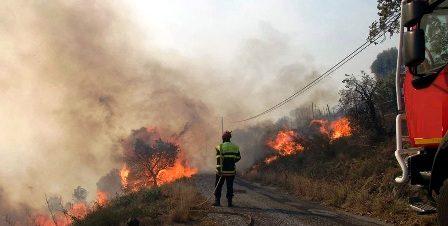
[232,14,400,123]
[233,14,399,123]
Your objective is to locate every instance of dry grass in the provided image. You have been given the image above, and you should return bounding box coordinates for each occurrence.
[165,181,201,223]
[245,140,438,226]
[76,179,206,225]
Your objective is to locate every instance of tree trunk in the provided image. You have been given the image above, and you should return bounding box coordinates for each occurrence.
[152,175,158,187]
[366,98,384,137]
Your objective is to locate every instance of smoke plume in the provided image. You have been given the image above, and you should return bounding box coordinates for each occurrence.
[0,0,336,218]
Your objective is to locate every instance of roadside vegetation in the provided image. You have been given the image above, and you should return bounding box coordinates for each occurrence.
[239,48,437,225]
[242,2,444,224]
[245,141,436,225]
[76,179,209,226]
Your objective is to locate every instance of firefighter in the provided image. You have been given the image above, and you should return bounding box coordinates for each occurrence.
[214,131,241,207]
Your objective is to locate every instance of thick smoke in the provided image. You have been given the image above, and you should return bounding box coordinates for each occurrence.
[0,0,336,217]
[0,0,216,210]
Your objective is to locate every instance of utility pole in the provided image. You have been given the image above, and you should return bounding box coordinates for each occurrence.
[326,104,331,116]
[311,102,315,119]
[221,116,224,135]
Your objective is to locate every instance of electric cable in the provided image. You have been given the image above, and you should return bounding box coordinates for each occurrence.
[231,14,400,123]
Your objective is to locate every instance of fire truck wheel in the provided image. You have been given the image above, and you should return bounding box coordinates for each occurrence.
[438,179,448,225]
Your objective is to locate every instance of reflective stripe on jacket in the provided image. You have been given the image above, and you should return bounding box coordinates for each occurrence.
[216,142,241,175]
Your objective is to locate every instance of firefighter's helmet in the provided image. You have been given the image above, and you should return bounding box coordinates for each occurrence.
[222,131,232,141]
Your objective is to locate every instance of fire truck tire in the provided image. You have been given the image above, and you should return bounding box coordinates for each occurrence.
[438,179,448,225]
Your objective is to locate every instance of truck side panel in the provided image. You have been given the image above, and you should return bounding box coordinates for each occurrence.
[403,67,448,147]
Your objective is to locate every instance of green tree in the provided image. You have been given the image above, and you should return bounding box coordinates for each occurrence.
[371,47,398,77]
[339,72,384,138]
[368,0,401,42]
[73,186,88,202]
[421,13,448,71]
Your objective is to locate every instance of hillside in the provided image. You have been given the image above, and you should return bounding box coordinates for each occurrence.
[244,138,437,225]
[76,180,208,225]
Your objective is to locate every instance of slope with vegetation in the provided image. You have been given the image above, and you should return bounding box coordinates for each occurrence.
[76,179,208,225]
[240,48,437,225]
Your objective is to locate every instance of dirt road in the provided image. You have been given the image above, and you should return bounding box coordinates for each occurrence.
[194,174,390,226]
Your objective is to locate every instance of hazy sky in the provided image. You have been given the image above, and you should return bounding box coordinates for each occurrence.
[127,0,398,92]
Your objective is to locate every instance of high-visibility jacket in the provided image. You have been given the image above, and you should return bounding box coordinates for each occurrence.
[216,142,241,175]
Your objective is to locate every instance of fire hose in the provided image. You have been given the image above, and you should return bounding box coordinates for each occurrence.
[191,175,254,226]
[195,175,222,207]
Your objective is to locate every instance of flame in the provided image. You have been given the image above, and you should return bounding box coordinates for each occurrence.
[70,202,88,219]
[157,158,198,184]
[96,191,108,207]
[33,201,89,226]
[33,214,71,226]
[34,126,199,224]
[311,117,352,141]
[267,130,304,156]
[121,155,197,190]
[264,155,278,164]
[120,127,198,190]
[120,164,130,188]
[265,130,304,164]
[263,118,352,164]
[330,117,352,139]
[310,119,330,136]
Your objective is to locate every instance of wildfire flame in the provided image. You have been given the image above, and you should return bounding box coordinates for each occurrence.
[311,117,352,141]
[264,118,352,164]
[70,202,89,219]
[265,130,304,164]
[267,130,304,156]
[120,164,130,189]
[96,191,108,207]
[121,157,197,191]
[264,155,279,164]
[310,119,330,136]
[33,201,89,226]
[34,126,199,225]
[330,117,352,139]
[157,158,198,184]
[34,214,71,226]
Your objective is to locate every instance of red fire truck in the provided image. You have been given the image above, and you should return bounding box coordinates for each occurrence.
[394,0,448,223]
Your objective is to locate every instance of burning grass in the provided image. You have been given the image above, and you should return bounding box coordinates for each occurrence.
[262,117,352,165]
[310,117,352,141]
[32,194,101,226]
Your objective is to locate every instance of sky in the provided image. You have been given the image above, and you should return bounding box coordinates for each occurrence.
[127,0,398,94]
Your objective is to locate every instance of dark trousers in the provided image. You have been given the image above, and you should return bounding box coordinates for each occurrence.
[214,174,235,200]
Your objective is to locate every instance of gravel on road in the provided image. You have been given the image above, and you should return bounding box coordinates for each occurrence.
[194,174,390,226]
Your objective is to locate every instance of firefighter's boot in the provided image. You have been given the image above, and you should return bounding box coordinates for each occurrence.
[213,198,220,207]
[227,198,233,207]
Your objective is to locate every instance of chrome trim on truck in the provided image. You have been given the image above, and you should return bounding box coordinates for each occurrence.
[395,0,409,184]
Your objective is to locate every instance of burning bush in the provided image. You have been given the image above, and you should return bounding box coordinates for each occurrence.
[265,130,304,164]
[32,193,92,226]
[310,117,352,141]
[122,127,197,190]
[96,169,121,204]
[262,117,352,165]
[329,117,352,139]
[32,127,198,225]
[267,130,304,156]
